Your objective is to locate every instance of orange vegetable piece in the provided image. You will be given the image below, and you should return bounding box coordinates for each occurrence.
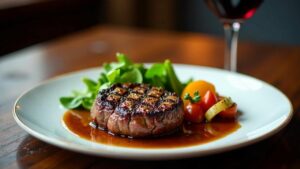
[181,80,216,106]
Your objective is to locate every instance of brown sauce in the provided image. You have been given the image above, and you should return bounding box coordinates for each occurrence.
[63,110,240,148]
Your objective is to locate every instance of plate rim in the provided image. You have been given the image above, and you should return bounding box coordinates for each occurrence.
[12,64,294,160]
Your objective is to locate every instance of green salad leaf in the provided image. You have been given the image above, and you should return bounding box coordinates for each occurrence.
[107,69,120,83]
[116,52,132,66]
[145,64,166,78]
[60,96,83,109]
[164,60,184,95]
[120,68,143,83]
[60,53,190,110]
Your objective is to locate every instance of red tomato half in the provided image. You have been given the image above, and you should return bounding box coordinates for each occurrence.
[184,103,205,123]
[201,90,218,112]
[219,103,238,118]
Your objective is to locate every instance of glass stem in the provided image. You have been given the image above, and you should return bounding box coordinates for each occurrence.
[223,22,240,72]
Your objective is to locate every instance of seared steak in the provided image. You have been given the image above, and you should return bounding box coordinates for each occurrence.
[91,83,183,138]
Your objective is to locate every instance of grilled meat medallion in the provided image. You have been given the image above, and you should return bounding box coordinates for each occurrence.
[91,83,184,138]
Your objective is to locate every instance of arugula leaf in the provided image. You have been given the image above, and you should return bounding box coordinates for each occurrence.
[60,96,83,109]
[145,64,166,79]
[148,76,166,87]
[107,69,120,83]
[120,68,143,83]
[134,63,147,76]
[116,53,132,66]
[82,97,95,110]
[98,73,108,85]
[164,60,183,95]
[99,82,110,90]
[103,63,112,72]
[82,78,98,92]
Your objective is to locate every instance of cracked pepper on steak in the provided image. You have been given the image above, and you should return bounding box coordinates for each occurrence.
[90,83,184,138]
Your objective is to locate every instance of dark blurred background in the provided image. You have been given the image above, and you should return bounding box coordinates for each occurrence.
[0,0,299,56]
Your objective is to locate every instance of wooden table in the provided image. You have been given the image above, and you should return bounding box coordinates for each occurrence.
[0,26,299,169]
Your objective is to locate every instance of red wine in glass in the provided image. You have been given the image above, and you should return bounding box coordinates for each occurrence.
[204,0,263,71]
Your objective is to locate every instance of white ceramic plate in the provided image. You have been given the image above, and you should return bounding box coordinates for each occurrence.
[13,64,293,160]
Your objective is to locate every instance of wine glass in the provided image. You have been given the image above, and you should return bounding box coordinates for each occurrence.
[204,0,263,72]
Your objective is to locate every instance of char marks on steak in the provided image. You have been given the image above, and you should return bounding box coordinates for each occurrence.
[91,83,183,138]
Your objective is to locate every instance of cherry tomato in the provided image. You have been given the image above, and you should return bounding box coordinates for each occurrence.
[181,80,216,106]
[184,103,205,123]
[219,103,238,118]
[201,90,218,111]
